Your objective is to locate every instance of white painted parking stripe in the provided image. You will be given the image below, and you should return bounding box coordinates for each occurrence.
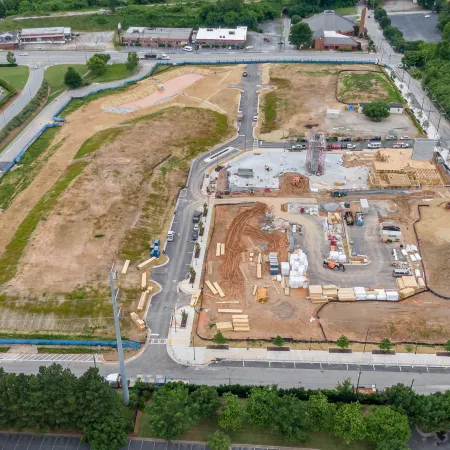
[0,353,96,363]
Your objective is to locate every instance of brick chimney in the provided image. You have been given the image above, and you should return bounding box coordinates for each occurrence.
[359,7,367,36]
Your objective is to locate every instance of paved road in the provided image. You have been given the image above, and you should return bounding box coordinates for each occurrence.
[0,65,43,132]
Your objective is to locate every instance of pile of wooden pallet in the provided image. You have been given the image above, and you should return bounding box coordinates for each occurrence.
[337,288,356,301]
[397,275,423,298]
[137,286,153,311]
[216,314,250,332]
[130,312,146,331]
[322,285,338,300]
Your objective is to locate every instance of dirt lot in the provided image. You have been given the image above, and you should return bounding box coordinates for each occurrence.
[198,202,326,341]
[415,199,450,296]
[256,64,418,141]
[0,65,241,336]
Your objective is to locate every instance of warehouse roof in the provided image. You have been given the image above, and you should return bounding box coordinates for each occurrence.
[123,27,193,40]
[21,27,69,35]
[195,26,247,42]
[359,102,404,107]
[305,10,356,35]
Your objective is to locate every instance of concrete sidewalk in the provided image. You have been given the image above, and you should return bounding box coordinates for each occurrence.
[168,304,450,368]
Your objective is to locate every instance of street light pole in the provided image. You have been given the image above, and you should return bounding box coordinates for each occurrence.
[363,328,370,353]
[109,264,129,406]
[356,370,362,392]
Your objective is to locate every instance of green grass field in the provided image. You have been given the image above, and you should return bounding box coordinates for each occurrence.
[0,66,29,90]
[137,415,374,449]
[333,6,358,15]
[90,63,135,83]
[45,64,88,102]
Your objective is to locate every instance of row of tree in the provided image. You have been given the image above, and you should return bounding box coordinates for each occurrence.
[145,382,411,449]
[285,0,357,20]
[0,365,132,450]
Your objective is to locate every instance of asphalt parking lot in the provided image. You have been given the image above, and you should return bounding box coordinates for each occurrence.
[0,434,285,450]
[388,13,442,42]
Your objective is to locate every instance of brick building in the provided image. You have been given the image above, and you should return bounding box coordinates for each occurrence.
[122,27,193,47]
[20,27,72,44]
[193,27,247,46]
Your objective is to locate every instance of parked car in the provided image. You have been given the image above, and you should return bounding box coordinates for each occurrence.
[157,54,170,60]
[386,135,396,140]
[144,53,157,59]
[393,142,403,148]
[400,135,411,140]
[292,144,306,149]
[193,223,199,231]
[425,14,431,18]
[252,115,258,122]
[327,144,341,150]
[192,229,199,241]
[245,45,254,50]
[383,225,400,231]
[296,138,308,143]
[243,71,248,77]
[400,142,410,148]
[193,211,202,223]
[346,143,356,149]
[167,230,174,242]
[341,137,352,142]
[397,63,404,68]
[370,136,382,141]
[183,46,193,52]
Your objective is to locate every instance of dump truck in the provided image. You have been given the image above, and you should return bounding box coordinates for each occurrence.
[344,211,354,226]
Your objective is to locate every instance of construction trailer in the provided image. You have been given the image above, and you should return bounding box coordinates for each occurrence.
[306,133,326,176]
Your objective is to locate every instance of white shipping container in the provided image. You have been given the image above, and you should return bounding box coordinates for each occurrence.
[360,198,369,214]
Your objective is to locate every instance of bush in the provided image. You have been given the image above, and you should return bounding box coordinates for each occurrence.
[363,101,390,122]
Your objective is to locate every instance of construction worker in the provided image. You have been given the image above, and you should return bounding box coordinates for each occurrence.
[342,265,346,272]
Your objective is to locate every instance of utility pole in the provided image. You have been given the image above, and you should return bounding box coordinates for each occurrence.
[356,370,362,392]
[109,264,129,406]
[410,378,415,389]
[363,328,370,353]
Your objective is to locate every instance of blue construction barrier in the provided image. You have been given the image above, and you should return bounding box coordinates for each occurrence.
[0,338,141,348]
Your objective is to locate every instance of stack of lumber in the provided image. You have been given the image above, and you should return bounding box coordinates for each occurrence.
[322,285,338,300]
[337,288,356,301]
[396,278,406,290]
[216,321,233,331]
[216,243,226,256]
[190,289,201,307]
[141,272,147,289]
[232,314,250,332]
[130,312,146,330]
[205,280,225,298]
[137,286,152,311]
[308,285,328,303]
[256,264,262,279]
[399,287,415,299]
[402,276,418,289]
[137,257,156,270]
[218,309,243,314]
[417,277,426,288]
[121,260,130,275]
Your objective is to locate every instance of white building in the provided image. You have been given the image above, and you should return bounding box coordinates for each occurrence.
[194,26,247,46]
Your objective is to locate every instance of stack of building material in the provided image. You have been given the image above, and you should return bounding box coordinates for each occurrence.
[257,288,268,303]
[386,290,399,301]
[205,280,218,295]
[396,278,406,290]
[354,287,367,301]
[122,260,130,275]
[216,243,221,256]
[329,250,347,263]
[138,257,156,270]
[256,263,262,279]
[232,314,250,331]
[403,276,418,289]
[366,290,377,300]
[190,289,201,307]
[141,272,147,289]
[308,285,327,303]
[216,322,233,331]
[218,309,242,314]
[322,285,338,300]
[375,288,387,301]
[213,282,225,298]
[400,287,415,299]
[337,288,356,301]
[269,252,279,275]
[289,250,308,288]
[417,278,426,288]
[137,291,148,311]
[281,262,290,276]
[327,212,341,224]
[130,312,146,331]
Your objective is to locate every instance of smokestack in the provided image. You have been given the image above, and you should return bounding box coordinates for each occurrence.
[359,7,367,37]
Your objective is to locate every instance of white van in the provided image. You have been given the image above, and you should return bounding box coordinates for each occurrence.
[392,268,412,277]
[367,142,382,149]
[167,230,174,242]
[183,46,193,52]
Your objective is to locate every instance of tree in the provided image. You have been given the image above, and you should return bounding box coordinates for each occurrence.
[289,22,312,49]
[336,335,350,349]
[83,410,128,450]
[109,0,118,12]
[246,387,278,428]
[444,339,450,352]
[126,52,139,71]
[379,16,391,28]
[271,395,310,442]
[64,67,83,88]
[273,335,285,347]
[6,51,16,65]
[146,383,197,441]
[335,378,357,402]
[363,101,390,122]
[207,430,231,450]
[218,393,246,431]
[443,22,450,42]
[190,386,220,419]
[332,402,367,444]
[379,337,394,350]
[366,406,411,449]
[87,55,106,76]
[92,53,110,63]
[213,330,227,345]
[307,392,335,432]
[291,14,301,24]
[384,384,424,424]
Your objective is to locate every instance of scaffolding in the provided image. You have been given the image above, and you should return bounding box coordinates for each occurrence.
[306,133,326,176]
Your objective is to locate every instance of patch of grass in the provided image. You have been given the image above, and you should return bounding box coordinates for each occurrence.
[0,160,87,285]
[0,14,121,32]
[0,66,29,90]
[338,71,403,104]
[0,330,123,340]
[0,127,61,210]
[75,126,125,158]
[333,6,358,15]
[151,65,174,76]
[90,63,136,83]
[137,416,373,449]
[44,64,88,103]
[37,346,98,354]
[0,347,10,352]
[261,77,290,134]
